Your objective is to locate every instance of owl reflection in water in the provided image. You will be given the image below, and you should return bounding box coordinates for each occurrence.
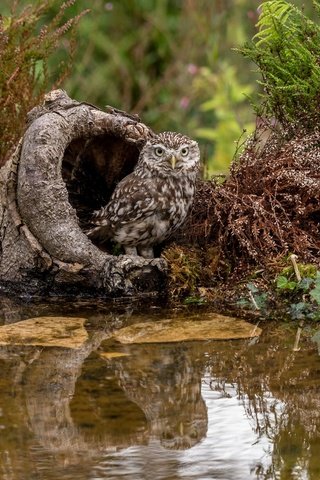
[88,132,200,258]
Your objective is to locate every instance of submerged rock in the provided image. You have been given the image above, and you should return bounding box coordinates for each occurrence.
[0,316,88,348]
[113,313,261,344]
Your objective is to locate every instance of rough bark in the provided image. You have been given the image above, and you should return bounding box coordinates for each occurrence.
[0,90,167,296]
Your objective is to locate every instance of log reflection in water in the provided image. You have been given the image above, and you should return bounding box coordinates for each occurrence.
[0,306,319,479]
[101,343,208,449]
[0,323,208,460]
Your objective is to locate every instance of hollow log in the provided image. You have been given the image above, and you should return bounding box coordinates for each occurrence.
[0,90,167,296]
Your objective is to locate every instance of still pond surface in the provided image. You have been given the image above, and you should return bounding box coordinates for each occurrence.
[0,297,319,480]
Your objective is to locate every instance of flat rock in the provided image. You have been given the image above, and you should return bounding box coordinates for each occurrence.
[0,316,88,348]
[113,313,262,344]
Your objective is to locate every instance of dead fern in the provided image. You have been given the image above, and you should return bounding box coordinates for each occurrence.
[181,124,320,271]
[0,0,88,165]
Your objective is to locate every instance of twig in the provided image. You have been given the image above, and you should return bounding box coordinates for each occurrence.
[250,321,260,338]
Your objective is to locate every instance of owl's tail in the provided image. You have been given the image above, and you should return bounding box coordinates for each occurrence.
[84,212,111,244]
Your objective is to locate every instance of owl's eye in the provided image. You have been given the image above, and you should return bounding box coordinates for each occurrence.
[180,147,189,156]
[154,146,164,157]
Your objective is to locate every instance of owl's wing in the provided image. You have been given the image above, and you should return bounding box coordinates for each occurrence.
[105,175,161,225]
[88,174,162,234]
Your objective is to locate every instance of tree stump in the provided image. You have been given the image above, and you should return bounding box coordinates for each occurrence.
[0,90,167,296]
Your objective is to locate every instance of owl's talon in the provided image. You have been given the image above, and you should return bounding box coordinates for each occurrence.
[138,246,154,259]
[124,246,138,256]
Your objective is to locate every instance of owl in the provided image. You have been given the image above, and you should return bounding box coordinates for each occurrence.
[87,132,200,258]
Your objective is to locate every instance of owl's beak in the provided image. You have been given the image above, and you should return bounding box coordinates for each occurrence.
[170,155,176,169]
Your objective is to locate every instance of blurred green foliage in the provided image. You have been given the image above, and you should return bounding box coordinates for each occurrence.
[61,0,258,175]
[1,0,318,174]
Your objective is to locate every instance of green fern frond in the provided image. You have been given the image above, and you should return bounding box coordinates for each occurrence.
[238,0,320,125]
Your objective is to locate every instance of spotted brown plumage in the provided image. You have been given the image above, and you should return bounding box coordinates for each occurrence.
[87,131,200,258]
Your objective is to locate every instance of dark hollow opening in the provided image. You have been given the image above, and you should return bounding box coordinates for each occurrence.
[62,134,140,238]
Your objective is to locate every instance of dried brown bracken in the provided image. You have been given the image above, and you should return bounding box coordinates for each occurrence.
[178,123,320,273]
[0,2,88,166]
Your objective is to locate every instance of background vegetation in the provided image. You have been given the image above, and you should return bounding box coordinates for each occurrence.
[240,0,320,126]
[0,0,318,173]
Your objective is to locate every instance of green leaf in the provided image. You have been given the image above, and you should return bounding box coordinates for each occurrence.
[276,275,288,289]
[299,277,314,292]
[290,302,309,320]
[255,293,268,309]
[276,275,297,290]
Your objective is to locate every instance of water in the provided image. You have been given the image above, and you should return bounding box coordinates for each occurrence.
[0,297,319,480]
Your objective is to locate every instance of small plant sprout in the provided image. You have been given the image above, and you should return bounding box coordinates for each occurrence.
[248,289,260,310]
[293,320,304,352]
[290,254,301,282]
[276,259,320,321]
[246,283,268,311]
